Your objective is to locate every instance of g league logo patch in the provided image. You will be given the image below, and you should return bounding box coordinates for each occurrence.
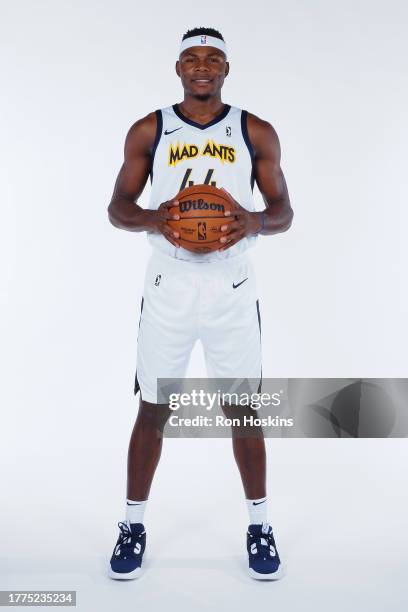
[226,126,232,137]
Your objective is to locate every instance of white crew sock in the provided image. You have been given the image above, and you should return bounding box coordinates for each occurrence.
[246,496,268,525]
[126,499,147,525]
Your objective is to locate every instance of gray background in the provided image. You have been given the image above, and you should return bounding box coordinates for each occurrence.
[1,0,407,610]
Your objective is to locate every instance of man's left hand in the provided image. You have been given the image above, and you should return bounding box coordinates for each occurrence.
[218,188,262,251]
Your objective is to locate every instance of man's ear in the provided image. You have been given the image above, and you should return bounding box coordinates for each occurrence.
[225,62,230,77]
[175,60,180,77]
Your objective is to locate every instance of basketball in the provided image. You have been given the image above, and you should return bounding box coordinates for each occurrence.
[168,184,235,253]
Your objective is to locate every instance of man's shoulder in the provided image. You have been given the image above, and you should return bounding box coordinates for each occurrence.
[246,111,276,134]
[127,111,157,138]
[125,112,158,153]
[245,111,280,153]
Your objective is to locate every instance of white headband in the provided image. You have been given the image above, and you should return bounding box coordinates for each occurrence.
[179,35,228,59]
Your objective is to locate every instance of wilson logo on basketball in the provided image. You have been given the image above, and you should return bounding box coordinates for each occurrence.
[179,198,225,213]
[168,140,236,167]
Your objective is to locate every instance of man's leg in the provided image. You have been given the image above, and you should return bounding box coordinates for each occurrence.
[219,405,283,579]
[221,401,266,499]
[127,252,198,502]
[201,257,284,579]
[201,257,265,501]
[109,251,198,579]
[231,435,266,498]
[127,398,171,501]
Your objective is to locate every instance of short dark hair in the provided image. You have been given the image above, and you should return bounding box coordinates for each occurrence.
[182,27,224,42]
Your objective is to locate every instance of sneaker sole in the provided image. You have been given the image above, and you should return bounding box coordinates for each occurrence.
[248,563,285,581]
[108,566,143,580]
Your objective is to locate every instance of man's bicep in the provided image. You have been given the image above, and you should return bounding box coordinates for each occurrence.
[255,125,288,202]
[248,115,289,204]
[111,157,151,202]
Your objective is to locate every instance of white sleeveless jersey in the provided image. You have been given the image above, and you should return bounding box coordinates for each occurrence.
[147,103,257,262]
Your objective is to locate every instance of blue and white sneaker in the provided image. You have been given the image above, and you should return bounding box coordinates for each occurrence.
[109,520,146,579]
[247,523,284,580]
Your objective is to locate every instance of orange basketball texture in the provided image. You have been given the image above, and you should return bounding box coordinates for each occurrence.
[167,184,235,254]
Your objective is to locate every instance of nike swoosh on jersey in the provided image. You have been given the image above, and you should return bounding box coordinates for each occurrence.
[127,502,142,506]
[232,278,248,289]
[252,500,266,506]
[164,127,182,135]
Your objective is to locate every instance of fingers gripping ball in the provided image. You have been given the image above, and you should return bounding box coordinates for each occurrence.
[168,184,235,253]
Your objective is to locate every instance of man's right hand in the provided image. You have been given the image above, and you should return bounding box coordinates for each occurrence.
[147,198,181,248]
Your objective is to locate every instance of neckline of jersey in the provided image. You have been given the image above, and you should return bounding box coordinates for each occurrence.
[172,103,232,130]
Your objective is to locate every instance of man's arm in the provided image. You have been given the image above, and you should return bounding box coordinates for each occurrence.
[107,113,180,247]
[247,112,293,235]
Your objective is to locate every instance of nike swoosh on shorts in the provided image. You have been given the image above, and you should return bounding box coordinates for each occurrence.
[233,278,248,289]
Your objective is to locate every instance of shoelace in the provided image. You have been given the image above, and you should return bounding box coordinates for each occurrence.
[115,521,145,556]
[261,522,271,535]
[117,522,132,546]
[114,521,136,557]
[249,523,276,559]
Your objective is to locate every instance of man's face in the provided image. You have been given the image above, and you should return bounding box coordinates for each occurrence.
[176,46,229,100]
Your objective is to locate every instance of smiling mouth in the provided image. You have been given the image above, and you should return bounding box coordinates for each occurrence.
[193,79,212,83]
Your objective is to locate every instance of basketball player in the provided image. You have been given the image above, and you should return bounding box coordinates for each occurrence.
[107,27,293,580]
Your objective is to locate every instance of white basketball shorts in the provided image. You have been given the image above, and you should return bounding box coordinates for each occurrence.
[134,249,262,404]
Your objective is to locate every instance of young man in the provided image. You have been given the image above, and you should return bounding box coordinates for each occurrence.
[107,27,293,580]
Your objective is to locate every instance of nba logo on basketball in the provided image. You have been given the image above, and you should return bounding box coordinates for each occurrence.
[197,222,207,240]
[201,35,207,44]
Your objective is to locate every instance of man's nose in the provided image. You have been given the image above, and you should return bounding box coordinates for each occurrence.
[194,60,210,71]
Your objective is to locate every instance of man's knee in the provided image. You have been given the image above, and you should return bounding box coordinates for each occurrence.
[136,398,172,434]
[221,403,264,439]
